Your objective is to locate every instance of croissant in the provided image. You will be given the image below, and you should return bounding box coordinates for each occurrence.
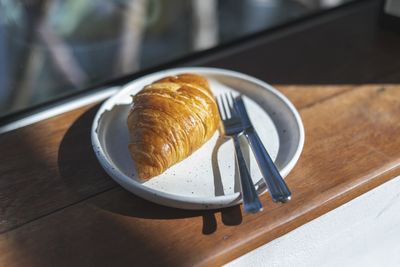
[127,73,220,180]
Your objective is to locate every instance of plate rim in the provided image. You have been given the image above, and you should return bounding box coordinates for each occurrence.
[91,67,305,209]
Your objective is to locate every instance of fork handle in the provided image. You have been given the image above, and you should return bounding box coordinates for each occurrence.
[232,135,263,213]
[244,129,291,203]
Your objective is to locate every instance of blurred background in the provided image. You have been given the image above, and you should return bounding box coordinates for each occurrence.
[0,0,354,118]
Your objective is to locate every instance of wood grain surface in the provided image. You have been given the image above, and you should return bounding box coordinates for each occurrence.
[2,0,400,266]
[1,84,400,267]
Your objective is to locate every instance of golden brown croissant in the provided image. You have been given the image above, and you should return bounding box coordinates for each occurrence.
[127,73,220,180]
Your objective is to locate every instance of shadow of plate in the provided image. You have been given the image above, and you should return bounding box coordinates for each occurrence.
[58,105,243,235]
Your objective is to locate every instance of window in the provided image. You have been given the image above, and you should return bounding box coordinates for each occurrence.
[0,0,354,118]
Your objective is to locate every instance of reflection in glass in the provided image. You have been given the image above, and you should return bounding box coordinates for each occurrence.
[0,0,352,118]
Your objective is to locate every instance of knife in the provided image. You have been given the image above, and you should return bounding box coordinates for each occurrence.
[234,95,291,203]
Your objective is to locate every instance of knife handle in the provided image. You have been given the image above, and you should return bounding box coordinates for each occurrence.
[245,130,291,203]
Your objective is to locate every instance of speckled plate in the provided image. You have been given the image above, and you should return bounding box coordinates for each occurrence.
[91,67,304,210]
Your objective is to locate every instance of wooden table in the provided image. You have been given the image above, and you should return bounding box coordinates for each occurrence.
[1,1,400,266]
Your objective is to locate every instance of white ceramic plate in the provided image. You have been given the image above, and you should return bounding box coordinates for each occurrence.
[91,67,304,209]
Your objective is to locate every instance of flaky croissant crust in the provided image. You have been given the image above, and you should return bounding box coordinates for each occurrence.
[127,73,219,180]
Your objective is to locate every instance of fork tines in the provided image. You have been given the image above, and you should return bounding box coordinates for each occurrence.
[216,92,236,120]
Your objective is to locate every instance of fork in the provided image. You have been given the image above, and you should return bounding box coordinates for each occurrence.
[216,93,263,213]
